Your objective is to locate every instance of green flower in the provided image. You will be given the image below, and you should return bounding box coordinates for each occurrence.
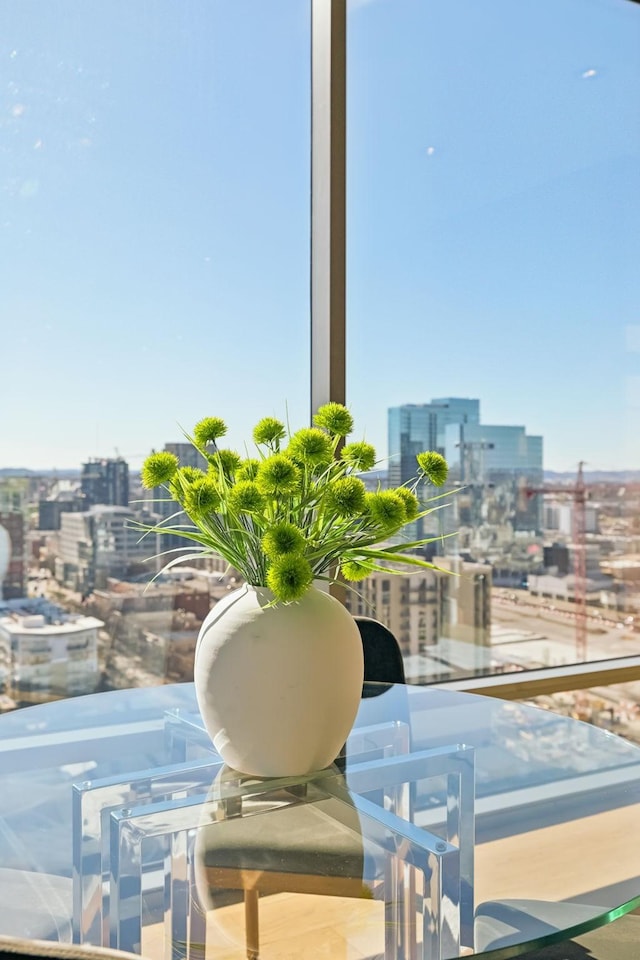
[325,476,367,517]
[193,416,227,447]
[253,417,286,446]
[256,455,300,496]
[208,449,242,478]
[184,478,221,516]
[236,458,260,482]
[136,407,455,596]
[416,451,449,487]
[341,558,375,582]
[266,554,313,603]
[228,481,265,514]
[313,402,354,437]
[341,441,376,472]
[365,491,407,530]
[287,428,333,467]
[393,487,420,521]
[262,522,306,559]
[141,452,179,488]
[169,466,207,502]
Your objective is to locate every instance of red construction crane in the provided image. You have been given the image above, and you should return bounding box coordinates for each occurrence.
[525,462,587,659]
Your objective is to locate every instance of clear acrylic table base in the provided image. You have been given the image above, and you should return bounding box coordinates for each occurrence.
[107,745,474,960]
[72,714,412,949]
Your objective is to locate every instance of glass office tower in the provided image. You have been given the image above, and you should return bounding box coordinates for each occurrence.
[388,399,481,487]
[444,423,543,485]
[445,422,544,532]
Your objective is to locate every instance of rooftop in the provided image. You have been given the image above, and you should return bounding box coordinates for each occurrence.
[0,598,103,634]
[0,613,103,635]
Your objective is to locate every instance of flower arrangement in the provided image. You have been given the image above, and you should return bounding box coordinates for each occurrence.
[139,403,450,604]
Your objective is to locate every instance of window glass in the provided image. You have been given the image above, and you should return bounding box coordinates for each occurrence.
[526,681,640,746]
[0,1,310,706]
[347,0,640,682]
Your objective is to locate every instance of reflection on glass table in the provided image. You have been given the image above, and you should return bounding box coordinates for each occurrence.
[0,683,640,959]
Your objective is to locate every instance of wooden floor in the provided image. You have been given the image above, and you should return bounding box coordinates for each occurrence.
[141,802,640,959]
[144,893,386,960]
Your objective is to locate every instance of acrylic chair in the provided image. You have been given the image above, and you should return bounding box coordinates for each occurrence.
[354,615,406,689]
[192,614,408,960]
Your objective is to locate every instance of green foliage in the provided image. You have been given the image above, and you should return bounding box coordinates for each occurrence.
[138,404,453,604]
[193,416,227,446]
[256,455,300,496]
[393,486,420,521]
[365,490,406,531]
[228,481,265,514]
[253,417,286,446]
[341,441,376,472]
[340,558,375,582]
[313,402,354,436]
[262,522,306,559]
[266,554,313,602]
[208,449,242,479]
[184,478,221,517]
[169,466,206,503]
[236,458,260,482]
[287,428,333,467]
[141,452,179,488]
[324,476,367,517]
[417,451,449,486]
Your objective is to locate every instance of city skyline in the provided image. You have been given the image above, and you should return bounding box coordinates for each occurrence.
[2,409,638,477]
[2,0,638,473]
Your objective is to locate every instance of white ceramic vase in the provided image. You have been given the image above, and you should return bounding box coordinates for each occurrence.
[194,583,364,777]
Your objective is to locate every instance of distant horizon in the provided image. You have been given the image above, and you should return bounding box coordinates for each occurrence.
[0,432,635,476]
[2,463,639,481]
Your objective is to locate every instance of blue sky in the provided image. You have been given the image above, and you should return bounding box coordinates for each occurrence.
[1,0,639,472]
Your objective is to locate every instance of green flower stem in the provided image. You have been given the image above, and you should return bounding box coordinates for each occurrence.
[307,467,345,536]
[355,547,454,574]
[193,512,252,574]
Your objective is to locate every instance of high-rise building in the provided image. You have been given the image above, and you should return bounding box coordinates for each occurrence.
[444,422,543,484]
[444,422,543,530]
[81,458,129,507]
[388,399,480,487]
[163,442,207,470]
[387,400,480,539]
[388,400,545,536]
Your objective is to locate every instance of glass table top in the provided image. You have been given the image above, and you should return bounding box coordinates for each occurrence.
[0,681,639,959]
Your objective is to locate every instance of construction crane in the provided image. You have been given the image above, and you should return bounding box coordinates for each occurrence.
[524,462,587,659]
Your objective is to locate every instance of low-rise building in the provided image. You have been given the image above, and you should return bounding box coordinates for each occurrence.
[0,600,103,704]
